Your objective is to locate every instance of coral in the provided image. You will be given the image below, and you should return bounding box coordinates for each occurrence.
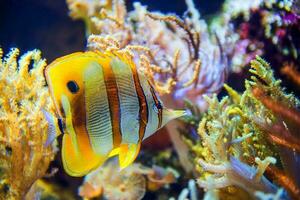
[222,0,300,71]
[195,95,278,198]
[53,0,300,199]
[78,160,176,200]
[185,56,299,199]
[0,48,57,199]
[66,0,113,35]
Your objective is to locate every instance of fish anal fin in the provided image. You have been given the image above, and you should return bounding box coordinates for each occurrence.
[108,147,120,157]
[118,143,141,170]
[62,134,107,177]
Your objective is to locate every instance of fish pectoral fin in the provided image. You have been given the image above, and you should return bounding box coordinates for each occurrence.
[41,109,60,147]
[62,134,107,177]
[118,143,141,170]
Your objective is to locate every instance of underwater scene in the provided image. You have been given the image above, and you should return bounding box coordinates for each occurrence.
[0,0,300,199]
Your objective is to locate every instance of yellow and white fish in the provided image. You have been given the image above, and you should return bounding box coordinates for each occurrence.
[44,50,186,177]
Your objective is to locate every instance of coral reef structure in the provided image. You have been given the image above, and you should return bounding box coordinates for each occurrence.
[0,48,57,199]
[0,0,299,199]
[185,56,300,199]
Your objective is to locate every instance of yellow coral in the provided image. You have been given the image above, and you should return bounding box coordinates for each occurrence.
[66,0,113,35]
[0,48,57,199]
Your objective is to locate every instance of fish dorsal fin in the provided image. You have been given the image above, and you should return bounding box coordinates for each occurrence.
[162,109,187,127]
[84,61,114,155]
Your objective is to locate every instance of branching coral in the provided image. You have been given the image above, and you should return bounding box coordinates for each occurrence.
[66,0,113,35]
[194,95,278,198]
[0,48,57,199]
[184,56,300,199]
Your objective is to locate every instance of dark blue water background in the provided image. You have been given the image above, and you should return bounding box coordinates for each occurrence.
[0,0,223,62]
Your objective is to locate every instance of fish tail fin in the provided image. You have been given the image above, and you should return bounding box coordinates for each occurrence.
[118,143,141,170]
[62,134,107,177]
[162,109,187,126]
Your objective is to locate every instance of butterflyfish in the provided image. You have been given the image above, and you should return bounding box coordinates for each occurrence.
[44,50,186,177]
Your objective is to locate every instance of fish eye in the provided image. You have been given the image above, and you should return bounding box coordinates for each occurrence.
[67,80,79,94]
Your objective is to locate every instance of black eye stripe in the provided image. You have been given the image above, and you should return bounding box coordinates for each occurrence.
[67,81,79,94]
